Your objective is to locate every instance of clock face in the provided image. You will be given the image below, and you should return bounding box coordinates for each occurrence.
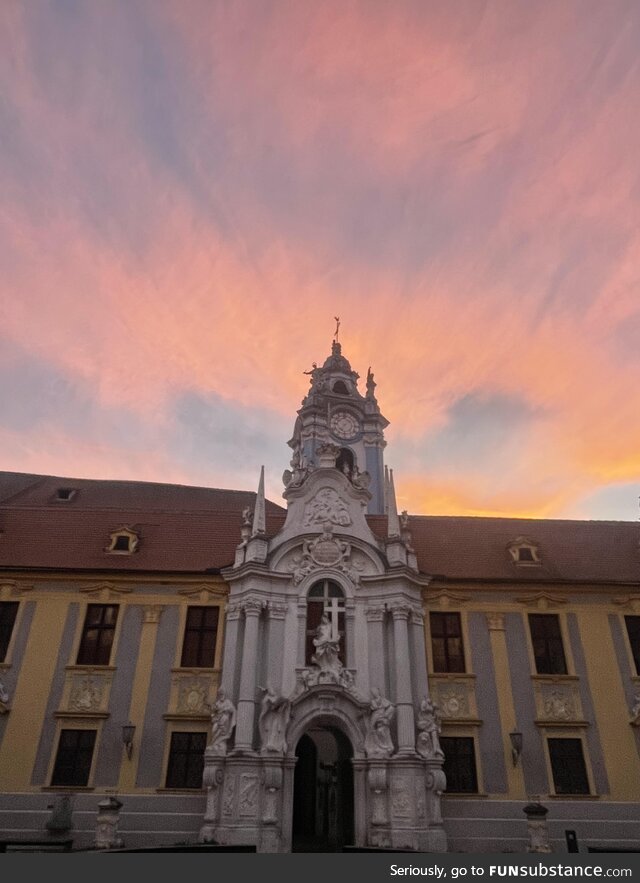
[330,411,359,440]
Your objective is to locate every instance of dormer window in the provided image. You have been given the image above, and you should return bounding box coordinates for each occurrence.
[53,487,77,502]
[507,536,541,566]
[106,527,139,555]
[332,380,349,395]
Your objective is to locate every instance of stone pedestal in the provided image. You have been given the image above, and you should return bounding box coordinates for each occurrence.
[524,801,552,853]
[94,796,124,850]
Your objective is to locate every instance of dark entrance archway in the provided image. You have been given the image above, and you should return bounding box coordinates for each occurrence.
[292,726,354,852]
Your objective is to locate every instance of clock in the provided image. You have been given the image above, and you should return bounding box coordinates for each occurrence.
[330,411,359,440]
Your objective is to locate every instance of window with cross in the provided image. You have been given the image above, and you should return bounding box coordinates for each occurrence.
[305,579,346,665]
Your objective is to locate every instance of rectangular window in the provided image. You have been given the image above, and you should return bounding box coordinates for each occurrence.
[430,612,465,673]
[441,736,478,793]
[76,604,119,666]
[165,731,207,789]
[548,738,590,795]
[528,614,567,675]
[51,729,97,787]
[180,606,220,668]
[625,616,640,675]
[0,602,19,662]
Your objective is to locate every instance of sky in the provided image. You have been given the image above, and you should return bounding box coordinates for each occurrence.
[1,0,640,521]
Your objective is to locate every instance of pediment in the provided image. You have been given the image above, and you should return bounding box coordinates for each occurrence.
[271,467,379,553]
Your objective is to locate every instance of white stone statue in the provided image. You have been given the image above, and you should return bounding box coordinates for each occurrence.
[311,612,341,677]
[208,687,237,755]
[365,687,395,758]
[416,696,444,759]
[0,679,9,705]
[631,694,640,725]
[258,685,291,753]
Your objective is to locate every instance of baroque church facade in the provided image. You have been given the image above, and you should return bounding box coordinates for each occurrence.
[1,341,640,852]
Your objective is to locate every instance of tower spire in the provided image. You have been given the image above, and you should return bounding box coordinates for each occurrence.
[252,465,266,536]
[387,468,401,538]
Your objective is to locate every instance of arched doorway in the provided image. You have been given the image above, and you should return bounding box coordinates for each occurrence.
[292,726,354,852]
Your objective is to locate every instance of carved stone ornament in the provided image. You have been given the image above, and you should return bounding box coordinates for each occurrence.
[239,774,259,816]
[486,612,505,631]
[222,776,235,817]
[302,488,352,528]
[439,689,468,719]
[177,679,209,714]
[315,441,342,466]
[69,676,104,712]
[542,689,574,721]
[293,615,358,696]
[391,780,412,817]
[630,694,640,726]
[290,523,364,585]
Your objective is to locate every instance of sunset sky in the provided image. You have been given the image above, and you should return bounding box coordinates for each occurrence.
[2,0,640,520]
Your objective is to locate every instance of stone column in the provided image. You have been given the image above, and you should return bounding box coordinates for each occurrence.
[234,599,263,752]
[390,602,415,754]
[219,601,242,694]
[366,605,385,693]
[297,598,307,668]
[265,601,288,690]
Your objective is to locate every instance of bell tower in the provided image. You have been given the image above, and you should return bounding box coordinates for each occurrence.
[286,339,388,514]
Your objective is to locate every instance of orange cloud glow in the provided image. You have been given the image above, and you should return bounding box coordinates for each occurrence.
[1,1,640,519]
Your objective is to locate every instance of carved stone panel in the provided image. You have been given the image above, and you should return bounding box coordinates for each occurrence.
[222,775,236,817]
[169,674,216,717]
[288,523,366,585]
[430,677,477,721]
[302,488,352,528]
[391,778,412,819]
[177,679,210,714]
[536,682,583,722]
[69,676,107,712]
[239,774,259,817]
[63,672,113,714]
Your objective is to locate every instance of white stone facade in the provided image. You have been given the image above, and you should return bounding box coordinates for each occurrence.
[200,344,447,852]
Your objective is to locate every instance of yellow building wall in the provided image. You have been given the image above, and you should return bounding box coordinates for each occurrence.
[0,574,228,794]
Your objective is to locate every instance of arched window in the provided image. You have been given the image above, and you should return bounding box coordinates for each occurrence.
[335,447,355,478]
[332,380,349,395]
[305,579,346,665]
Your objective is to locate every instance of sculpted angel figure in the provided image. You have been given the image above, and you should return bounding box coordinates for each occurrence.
[365,687,395,757]
[208,687,236,754]
[258,685,291,753]
[416,696,443,759]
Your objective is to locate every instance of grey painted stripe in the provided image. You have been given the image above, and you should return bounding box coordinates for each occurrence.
[0,600,36,749]
[608,613,640,759]
[609,614,637,705]
[468,612,507,793]
[504,613,549,796]
[135,604,179,788]
[93,605,143,786]
[567,613,609,795]
[30,603,79,785]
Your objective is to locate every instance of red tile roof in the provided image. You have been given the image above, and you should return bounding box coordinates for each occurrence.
[0,472,285,573]
[369,514,640,583]
[1,472,638,583]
